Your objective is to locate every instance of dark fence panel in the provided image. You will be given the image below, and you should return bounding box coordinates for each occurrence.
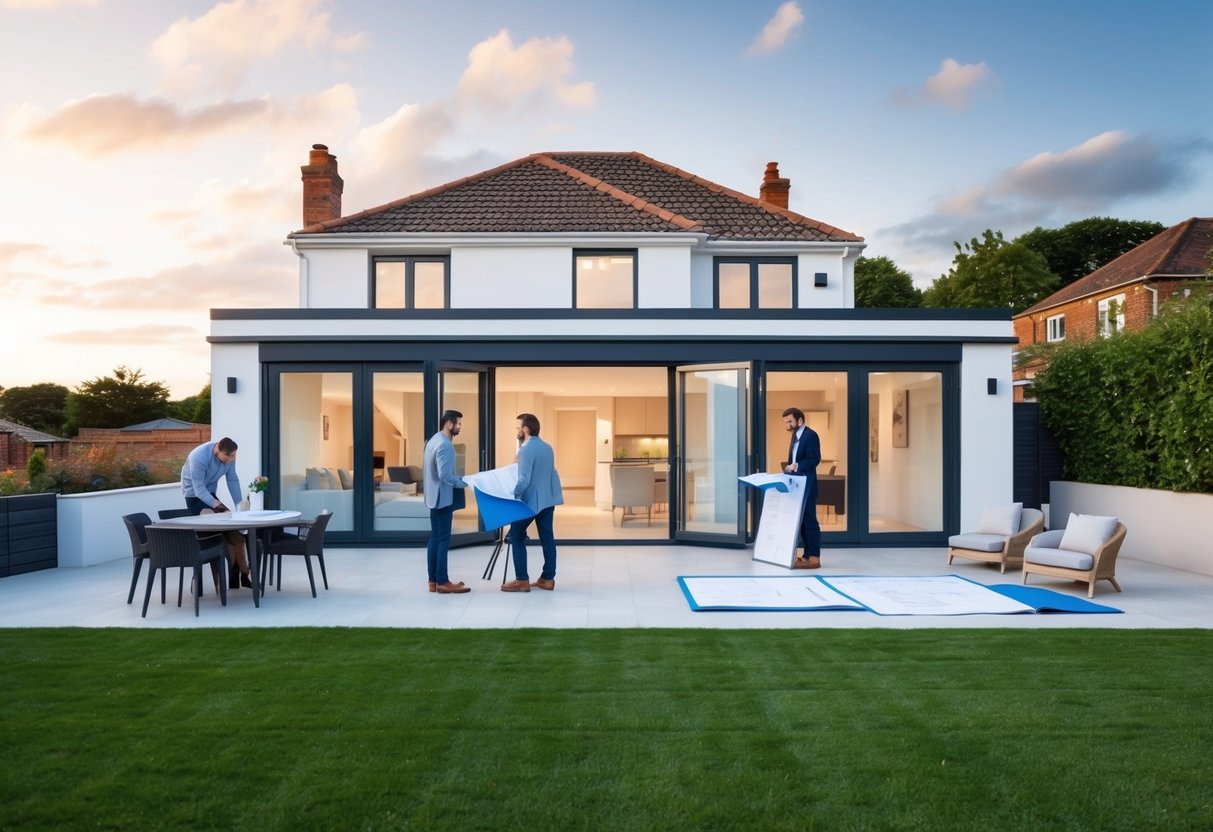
[1,493,57,576]
[1012,403,1064,510]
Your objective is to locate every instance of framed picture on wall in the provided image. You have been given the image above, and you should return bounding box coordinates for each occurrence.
[868,393,879,462]
[892,389,909,448]
[323,414,330,440]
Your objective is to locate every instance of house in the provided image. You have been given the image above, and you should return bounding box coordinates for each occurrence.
[0,418,70,471]
[207,145,1014,549]
[1013,217,1213,401]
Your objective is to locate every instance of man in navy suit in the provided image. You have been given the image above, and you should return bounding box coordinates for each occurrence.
[502,413,565,592]
[782,407,822,569]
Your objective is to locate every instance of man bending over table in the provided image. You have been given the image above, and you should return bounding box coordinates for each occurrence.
[181,436,252,589]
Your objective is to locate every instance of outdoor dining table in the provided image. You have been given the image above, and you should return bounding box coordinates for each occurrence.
[148,509,302,608]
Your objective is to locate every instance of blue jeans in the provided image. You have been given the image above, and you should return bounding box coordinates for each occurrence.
[427,505,454,584]
[508,505,556,581]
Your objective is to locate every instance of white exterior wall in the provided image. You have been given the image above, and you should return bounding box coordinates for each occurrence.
[57,483,184,567]
[958,342,1014,530]
[451,247,570,308]
[301,248,368,308]
[211,342,262,506]
[638,246,691,307]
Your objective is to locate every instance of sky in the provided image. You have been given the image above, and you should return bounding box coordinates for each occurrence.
[1,0,1210,399]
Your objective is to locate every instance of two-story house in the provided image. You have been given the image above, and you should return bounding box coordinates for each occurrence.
[1013,217,1213,401]
[208,145,1014,551]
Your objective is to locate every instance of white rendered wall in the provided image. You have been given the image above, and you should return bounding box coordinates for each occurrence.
[638,246,691,307]
[452,248,570,308]
[958,342,1014,530]
[302,248,368,308]
[211,342,262,505]
[57,483,184,567]
[797,253,846,308]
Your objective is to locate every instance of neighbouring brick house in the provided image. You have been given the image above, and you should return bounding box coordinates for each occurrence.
[1012,217,1213,401]
[71,418,210,469]
[0,419,70,471]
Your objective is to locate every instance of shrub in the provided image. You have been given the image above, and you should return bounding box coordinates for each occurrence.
[1029,287,1213,493]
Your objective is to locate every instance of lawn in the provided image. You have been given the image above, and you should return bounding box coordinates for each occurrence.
[2,629,1211,831]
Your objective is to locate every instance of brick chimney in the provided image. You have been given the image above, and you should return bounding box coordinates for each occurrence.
[301,143,343,227]
[759,161,790,209]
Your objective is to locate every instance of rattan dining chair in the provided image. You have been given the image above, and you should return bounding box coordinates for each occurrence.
[121,512,162,605]
[262,510,332,597]
[142,527,228,617]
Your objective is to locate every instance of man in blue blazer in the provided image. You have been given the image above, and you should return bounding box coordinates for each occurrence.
[782,407,822,569]
[423,409,470,594]
[502,413,565,592]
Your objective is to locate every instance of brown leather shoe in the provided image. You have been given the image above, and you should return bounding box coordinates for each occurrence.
[792,556,821,570]
[435,581,470,594]
[532,577,556,591]
[429,580,464,593]
[501,579,531,593]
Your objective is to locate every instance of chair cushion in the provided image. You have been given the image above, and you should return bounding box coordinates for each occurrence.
[1059,513,1119,555]
[948,533,1008,553]
[1025,546,1094,571]
[322,467,342,489]
[338,468,354,489]
[305,467,328,490]
[976,503,1023,536]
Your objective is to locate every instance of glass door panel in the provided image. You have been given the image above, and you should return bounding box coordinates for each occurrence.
[371,371,427,533]
[277,371,356,532]
[765,371,849,534]
[867,371,943,533]
[438,368,488,538]
[675,363,748,546]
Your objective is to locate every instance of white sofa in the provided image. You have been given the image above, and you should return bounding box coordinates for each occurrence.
[281,472,431,532]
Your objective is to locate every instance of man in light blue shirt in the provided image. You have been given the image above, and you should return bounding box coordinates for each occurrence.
[181,437,250,588]
[423,410,470,594]
[502,413,564,592]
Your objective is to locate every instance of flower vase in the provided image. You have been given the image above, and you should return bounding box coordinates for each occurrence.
[249,491,264,512]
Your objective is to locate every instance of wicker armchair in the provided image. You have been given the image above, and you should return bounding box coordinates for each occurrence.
[262,511,332,597]
[142,527,228,617]
[1022,522,1127,598]
[947,507,1044,573]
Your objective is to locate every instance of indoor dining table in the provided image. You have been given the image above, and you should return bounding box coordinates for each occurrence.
[148,509,302,607]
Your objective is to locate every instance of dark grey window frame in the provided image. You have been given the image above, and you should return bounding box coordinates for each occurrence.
[713,256,799,309]
[371,255,451,309]
[572,249,639,309]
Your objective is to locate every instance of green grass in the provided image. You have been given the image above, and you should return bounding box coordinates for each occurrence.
[2,629,1211,831]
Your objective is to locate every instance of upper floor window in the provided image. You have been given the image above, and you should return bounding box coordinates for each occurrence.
[1046,313,1065,342]
[1097,294,1125,338]
[574,250,636,308]
[374,256,449,308]
[714,258,796,308]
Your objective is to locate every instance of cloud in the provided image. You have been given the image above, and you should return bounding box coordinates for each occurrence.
[874,130,1213,281]
[746,1,804,56]
[151,0,364,94]
[15,94,270,155]
[891,58,994,110]
[47,324,199,347]
[455,29,595,112]
[0,0,98,8]
[0,241,109,272]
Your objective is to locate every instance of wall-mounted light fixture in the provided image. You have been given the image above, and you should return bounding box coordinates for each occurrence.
[226,377,238,394]
[987,378,998,395]
[814,272,828,287]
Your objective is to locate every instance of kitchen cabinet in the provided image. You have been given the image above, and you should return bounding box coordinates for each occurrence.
[615,397,667,435]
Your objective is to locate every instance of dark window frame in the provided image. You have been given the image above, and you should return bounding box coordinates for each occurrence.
[572,249,639,309]
[713,257,798,309]
[371,255,451,309]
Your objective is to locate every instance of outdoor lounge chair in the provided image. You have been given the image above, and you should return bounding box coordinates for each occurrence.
[947,504,1044,573]
[1022,515,1126,598]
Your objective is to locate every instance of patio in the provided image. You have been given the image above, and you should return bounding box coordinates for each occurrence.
[2,543,1211,629]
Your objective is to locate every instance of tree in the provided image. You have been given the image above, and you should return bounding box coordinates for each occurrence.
[168,383,211,424]
[1015,217,1164,288]
[922,229,1058,312]
[0,382,70,435]
[66,366,170,431]
[854,256,922,308]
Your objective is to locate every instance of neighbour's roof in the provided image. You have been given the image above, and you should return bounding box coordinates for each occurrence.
[292,151,863,243]
[120,417,199,432]
[1019,217,1213,316]
[0,418,68,444]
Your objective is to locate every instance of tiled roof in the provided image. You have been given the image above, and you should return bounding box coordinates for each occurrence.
[294,151,863,243]
[1020,217,1213,316]
[0,418,68,444]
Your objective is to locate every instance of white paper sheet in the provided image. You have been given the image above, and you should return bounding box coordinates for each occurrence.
[822,576,1035,615]
[462,464,520,501]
